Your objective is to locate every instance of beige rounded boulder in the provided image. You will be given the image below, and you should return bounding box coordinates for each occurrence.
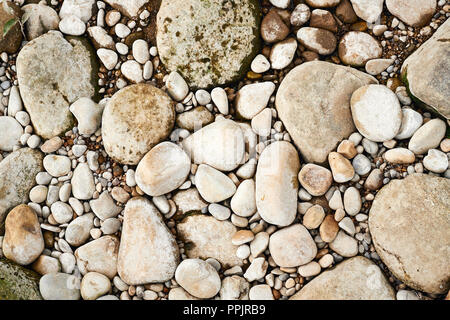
[135,142,191,197]
[102,84,175,165]
[369,174,450,294]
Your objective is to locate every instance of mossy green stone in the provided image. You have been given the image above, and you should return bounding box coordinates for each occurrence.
[0,258,42,300]
[156,0,261,89]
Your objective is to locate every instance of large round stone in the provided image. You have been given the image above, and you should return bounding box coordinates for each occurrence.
[369,174,450,294]
[16,31,99,139]
[102,84,175,165]
[276,61,377,163]
[156,0,261,89]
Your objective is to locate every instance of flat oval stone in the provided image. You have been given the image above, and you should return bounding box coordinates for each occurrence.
[157,0,261,89]
[386,0,436,27]
[298,164,332,196]
[408,118,446,155]
[136,142,191,196]
[16,31,98,139]
[296,27,337,55]
[3,204,44,265]
[195,164,237,203]
[384,148,416,164]
[269,224,317,267]
[182,119,245,171]
[276,61,377,163]
[369,174,450,294]
[102,83,175,165]
[117,197,179,285]
[256,141,300,226]
[43,155,71,177]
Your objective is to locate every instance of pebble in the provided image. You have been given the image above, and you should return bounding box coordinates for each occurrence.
[87,26,114,49]
[328,152,355,183]
[3,204,44,265]
[117,197,179,284]
[395,108,423,140]
[135,142,190,196]
[297,27,337,55]
[32,255,61,275]
[250,232,270,257]
[195,90,211,106]
[175,259,221,299]
[251,54,270,73]
[232,230,255,246]
[71,163,95,200]
[59,252,76,274]
[338,217,356,236]
[339,32,382,66]
[0,116,23,151]
[350,85,402,142]
[408,119,446,154]
[120,60,143,83]
[81,272,111,300]
[352,154,371,176]
[260,9,289,43]
[350,0,383,23]
[51,201,73,224]
[251,108,272,137]
[182,119,245,171]
[195,164,236,203]
[29,185,48,203]
[59,15,86,36]
[386,0,436,27]
[256,141,300,227]
[298,261,321,277]
[269,224,317,267]
[235,82,276,119]
[249,284,274,300]
[43,155,71,177]
[208,204,231,221]
[244,257,268,282]
[230,179,256,217]
[70,98,104,136]
[343,187,361,216]
[115,23,130,38]
[319,215,340,243]
[40,273,81,300]
[7,85,23,117]
[384,148,416,164]
[303,205,326,229]
[97,48,118,70]
[40,137,64,153]
[65,213,94,246]
[270,38,297,70]
[365,59,393,76]
[291,4,311,26]
[423,149,448,173]
[89,191,122,220]
[298,164,332,197]
[166,71,189,102]
[329,231,358,257]
[211,87,229,115]
[132,39,149,64]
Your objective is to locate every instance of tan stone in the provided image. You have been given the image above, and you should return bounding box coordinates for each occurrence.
[303,205,326,229]
[337,139,357,159]
[328,152,355,183]
[369,174,450,294]
[3,205,44,265]
[319,215,339,243]
[298,164,332,197]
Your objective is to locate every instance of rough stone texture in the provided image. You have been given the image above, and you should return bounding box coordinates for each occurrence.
[102,84,175,165]
[0,148,43,233]
[256,141,300,226]
[369,174,450,294]
[0,258,42,300]
[276,61,377,163]
[117,197,179,285]
[156,0,261,89]
[386,0,436,27]
[16,31,99,139]
[177,215,243,268]
[0,1,22,54]
[172,188,208,216]
[290,256,395,300]
[401,19,449,119]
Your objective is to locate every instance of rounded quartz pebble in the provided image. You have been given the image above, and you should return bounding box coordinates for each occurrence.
[135,142,191,196]
[80,272,111,300]
[43,155,71,177]
[339,31,382,66]
[350,84,402,142]
[175,259,221,299]
[423,149,448,173]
